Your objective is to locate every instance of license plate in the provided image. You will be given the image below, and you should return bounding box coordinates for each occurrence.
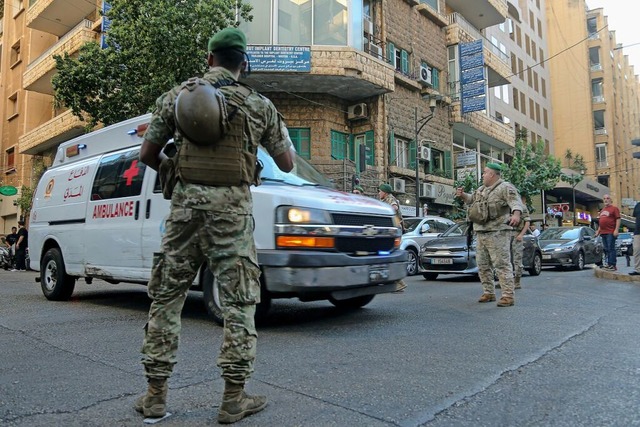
[431,258,453,265]
[369,265,389,282]
[542,255,551,260]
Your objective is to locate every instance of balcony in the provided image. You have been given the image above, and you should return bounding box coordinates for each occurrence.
[445,0,507,30]
[18,109,86,155]
[26,0,97,36]
[242,46,395,102]
[416,1,449,27]
[446,13,510,87]
[449,103,515,148]
[23,20,97,95]
[594,127,607,135]
[596,160,609,170]
[592,95,605,104]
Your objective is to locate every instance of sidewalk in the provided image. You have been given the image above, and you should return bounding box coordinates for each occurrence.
[594,256,640,282]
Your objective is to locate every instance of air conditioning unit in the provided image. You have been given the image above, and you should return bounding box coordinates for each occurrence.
[366,41,383,59]
[389,177,406,194]
[420,183,435,198]
[347,103,368,120]
[419,64,432,86]
[363,16,374,36]
[418,146,431,161]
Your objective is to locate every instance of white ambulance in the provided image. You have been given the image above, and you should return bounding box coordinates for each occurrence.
[29,114,407,323]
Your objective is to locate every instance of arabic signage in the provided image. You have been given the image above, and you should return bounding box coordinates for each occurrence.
[246,46,311,72]
[459,40,486,114]
[101,1,111,49]
[456,151,477,167]
[433,184,456,206]
[456,168,476,181]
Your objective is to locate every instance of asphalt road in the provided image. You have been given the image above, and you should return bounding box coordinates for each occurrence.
[1,265,639,426]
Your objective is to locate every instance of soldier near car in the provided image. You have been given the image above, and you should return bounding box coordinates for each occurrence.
[378,183,407,292]
[455,163,523,307]
[138,27,294,423]
[511,195,531,290]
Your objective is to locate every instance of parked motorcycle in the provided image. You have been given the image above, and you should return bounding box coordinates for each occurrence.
[0,246,12,270]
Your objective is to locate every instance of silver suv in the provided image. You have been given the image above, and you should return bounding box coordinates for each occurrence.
[401,216,455,275]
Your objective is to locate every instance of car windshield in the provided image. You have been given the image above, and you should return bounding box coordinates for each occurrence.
[539,228,580,240]
[618,232,633,240]
[258,148,334,187]
[442,222,469,237]
[403,218,423,232]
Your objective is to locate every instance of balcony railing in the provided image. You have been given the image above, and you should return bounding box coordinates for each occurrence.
[447,13,509,62]
[591,63,602,71]
[594,127,607,135]
[592,95,604,103]
[596,160,609,169]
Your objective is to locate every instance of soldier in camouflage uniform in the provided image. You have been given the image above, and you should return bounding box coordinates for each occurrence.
[379,183,407,292]
[511,195,531,290]
[455,163,523,307]
[138,28,294,423]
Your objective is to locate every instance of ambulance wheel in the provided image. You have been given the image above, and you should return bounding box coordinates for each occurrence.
[202,268,271,326]
[41,248,76,301]
[329,294,375,309]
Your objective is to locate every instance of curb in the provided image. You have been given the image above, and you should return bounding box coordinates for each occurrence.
[594,267,640,283]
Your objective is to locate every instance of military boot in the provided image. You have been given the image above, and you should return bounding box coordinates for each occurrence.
[134,378,168,418]
[217,381,267,424]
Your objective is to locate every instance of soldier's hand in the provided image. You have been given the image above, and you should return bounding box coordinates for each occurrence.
[455,187,464,198]
[508,212,521,227]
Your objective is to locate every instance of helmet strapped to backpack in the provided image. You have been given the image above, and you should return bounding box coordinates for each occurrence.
[174,78,229,146]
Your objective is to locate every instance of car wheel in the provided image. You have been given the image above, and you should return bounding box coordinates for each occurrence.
[329,294,375,309]
[574,251,585,270]
[202,268,271,326]
[41,248,76,301]
[528,253,542,276]
[422,272,438,280]
[406,248,418,276]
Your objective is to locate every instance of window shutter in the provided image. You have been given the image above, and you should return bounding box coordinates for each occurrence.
[348,134,355,161]
[401,50,409,74]
[365,131,375,166]
[444,150,453,178]
[387,42,395,66]
[409,139,416,169]
[432,68,440,91]
[389,130,395,164]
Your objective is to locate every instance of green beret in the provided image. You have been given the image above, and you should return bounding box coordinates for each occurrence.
[208,27,247,53]
[486,162,503,172]
[379,183,393,193]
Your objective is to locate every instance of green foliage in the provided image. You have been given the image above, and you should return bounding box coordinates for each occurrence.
[15,158,48,221]
[52,0,251,127]
[501,137,563,211]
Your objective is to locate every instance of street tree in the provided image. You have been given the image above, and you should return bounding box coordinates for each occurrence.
[52,0,251,128]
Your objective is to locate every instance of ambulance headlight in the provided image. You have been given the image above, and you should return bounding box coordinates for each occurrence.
[276,206,332,224]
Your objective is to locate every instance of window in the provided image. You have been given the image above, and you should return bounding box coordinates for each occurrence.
[239,0,271,44]
[592,78,603,98]
[7,92,18,119]
[589,47,601,68]
[533,71,539,92]
[537,19,542,38]
[587,17,598,36]
[593,110,605,131]
[313,0,347,46]
[288,128,311,159]
[354,131,374,170]
[527,68,532,87]
[520,92,526,115]
[330,130,349,160]
[422,0,438,11]
[535,103,540,124]
[539,48,544,67]
[595,144,608,168]
[13,0,24,17]
[541,78,546,97]
[511,53,517,74]
[516,26,522,47]
[389,134,412,169]
[529,99,535,120]
[513,88,519,110]
[91,149,147,201]
[5,147,15,172]
[10,40,21,68]
[525,35,530,55]
[429,148,452,178]
[518,58,524,80]
[529,11,535,31]
[387,42,409,73]
[531,41,537,60]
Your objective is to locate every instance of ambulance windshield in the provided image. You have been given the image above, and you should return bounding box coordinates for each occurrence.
[258,148,334,188]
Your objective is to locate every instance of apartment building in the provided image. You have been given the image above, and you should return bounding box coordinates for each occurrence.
[0,0,100,232]
[546,0,640,224]
[1,0,514,225]
[240,0,512,216]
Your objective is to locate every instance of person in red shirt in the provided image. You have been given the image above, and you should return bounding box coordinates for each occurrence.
[595,194,621,271]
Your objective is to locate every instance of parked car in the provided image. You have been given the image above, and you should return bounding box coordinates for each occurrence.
[419,222,543,280]
[400,216,455,275]
[538,226,603,270]
[615,232,634,256]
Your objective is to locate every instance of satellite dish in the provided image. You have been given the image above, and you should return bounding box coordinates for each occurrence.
[0,186,18,196]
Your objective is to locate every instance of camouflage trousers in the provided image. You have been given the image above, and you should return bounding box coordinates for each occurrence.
[141,207,261,385]
[511,235,524,285]
[476,230,515,296]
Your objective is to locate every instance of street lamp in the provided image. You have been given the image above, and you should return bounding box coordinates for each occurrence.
[414,97,438,217]
[572,169,586,226]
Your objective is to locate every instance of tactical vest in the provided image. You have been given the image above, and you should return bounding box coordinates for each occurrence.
[176,80,258,187]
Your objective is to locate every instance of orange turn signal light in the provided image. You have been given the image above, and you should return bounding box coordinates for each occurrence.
[276,236,335,249]
[394,237,401,248]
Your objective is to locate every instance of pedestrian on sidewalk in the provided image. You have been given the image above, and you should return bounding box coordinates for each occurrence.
[595,194,620,271]
[511,195,531,290]
[631,201,640,276]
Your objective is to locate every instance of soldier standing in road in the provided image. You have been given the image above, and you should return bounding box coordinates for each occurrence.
[379,183,407,292]
[630,202,640,276]
[455,163,523,307]
[511,195,531,290]
[138,28,294,423]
